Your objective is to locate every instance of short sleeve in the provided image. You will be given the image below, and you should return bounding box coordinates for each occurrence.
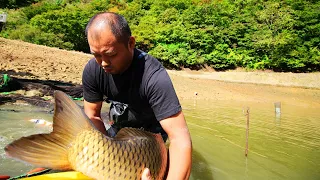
[82,59,104,102]
[146,68,181,121]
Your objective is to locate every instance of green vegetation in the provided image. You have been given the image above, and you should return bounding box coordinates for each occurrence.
[0,0,319,72]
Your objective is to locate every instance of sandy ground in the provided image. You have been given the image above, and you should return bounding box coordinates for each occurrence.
[1,37,320,108]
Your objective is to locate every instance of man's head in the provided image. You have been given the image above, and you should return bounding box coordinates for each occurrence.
[86,12,135,74]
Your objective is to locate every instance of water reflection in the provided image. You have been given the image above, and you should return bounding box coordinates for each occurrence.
[274,102,281,126]
[191,150,214,180]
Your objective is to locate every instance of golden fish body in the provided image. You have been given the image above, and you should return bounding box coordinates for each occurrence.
[5,91,167,180]
[69,129,167,180]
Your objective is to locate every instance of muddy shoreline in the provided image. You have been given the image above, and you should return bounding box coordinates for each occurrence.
[1,37,320,108]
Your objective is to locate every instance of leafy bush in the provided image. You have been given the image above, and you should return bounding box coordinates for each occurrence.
[7,24,73,49]
[203,44,238,70]
[22,2,62,20]
[0,0,40,9]
[30,4,97,52]
[149,43,203,68]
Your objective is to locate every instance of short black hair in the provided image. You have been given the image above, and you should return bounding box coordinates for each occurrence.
[85,12,132,44]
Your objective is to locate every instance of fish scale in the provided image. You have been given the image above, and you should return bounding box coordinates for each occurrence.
[67,120,166,179]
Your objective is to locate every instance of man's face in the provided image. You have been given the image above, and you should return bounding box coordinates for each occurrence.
[87,28,135,74]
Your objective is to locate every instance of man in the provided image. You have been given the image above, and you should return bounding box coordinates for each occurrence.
[82,12,192,180]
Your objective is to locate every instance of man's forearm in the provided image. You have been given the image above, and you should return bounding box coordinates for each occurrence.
[89,116,108,135]
[83,100,107,135]
[166,135,192,180]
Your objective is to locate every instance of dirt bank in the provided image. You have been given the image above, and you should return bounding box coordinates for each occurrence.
[1,37,320,108]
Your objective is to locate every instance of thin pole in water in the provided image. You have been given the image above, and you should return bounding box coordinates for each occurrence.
[245,107,250,157]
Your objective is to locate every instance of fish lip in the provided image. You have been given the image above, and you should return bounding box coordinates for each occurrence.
[4,145,12,157]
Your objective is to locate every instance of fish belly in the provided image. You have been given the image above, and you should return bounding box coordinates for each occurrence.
[68,130,166,180]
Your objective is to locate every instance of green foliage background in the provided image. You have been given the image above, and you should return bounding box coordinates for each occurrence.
[0,0,319,72]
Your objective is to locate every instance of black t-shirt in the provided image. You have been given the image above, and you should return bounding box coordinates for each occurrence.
[82,48,181,134]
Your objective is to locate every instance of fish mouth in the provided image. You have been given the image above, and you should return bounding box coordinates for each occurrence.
[4,145,13,157]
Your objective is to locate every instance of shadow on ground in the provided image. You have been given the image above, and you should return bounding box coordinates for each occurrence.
[0,70,37,77]
[0,76,83,108]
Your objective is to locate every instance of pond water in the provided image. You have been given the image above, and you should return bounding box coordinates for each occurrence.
[185,99,320,180]
[0,99,319,180]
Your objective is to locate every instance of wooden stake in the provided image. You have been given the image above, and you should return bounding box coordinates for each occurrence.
[245,107,249,157]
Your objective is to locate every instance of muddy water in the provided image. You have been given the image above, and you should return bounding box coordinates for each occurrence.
[186,99,320,180]
[0,104,53,176]
[0,99,319,179]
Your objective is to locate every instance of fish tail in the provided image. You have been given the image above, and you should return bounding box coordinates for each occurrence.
[5,91,94,170]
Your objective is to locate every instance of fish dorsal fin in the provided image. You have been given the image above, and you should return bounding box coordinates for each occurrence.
[53,90,93,137]
[5,90,94,170]
[114,127,160,141]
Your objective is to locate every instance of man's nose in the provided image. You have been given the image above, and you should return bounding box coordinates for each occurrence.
[101,56,111,67]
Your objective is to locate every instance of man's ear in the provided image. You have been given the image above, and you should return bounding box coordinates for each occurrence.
[128,36,136,49]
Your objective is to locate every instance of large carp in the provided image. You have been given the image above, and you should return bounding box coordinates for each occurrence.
[5,91,168,180]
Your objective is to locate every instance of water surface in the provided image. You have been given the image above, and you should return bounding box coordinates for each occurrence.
[185,99,320,180]
[0,99,319,180]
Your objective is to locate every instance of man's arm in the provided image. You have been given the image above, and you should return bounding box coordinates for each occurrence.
[84,100,108,135]
[161,111,192,180]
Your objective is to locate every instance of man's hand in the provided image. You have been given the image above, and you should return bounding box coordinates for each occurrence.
[141,168,152,180]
